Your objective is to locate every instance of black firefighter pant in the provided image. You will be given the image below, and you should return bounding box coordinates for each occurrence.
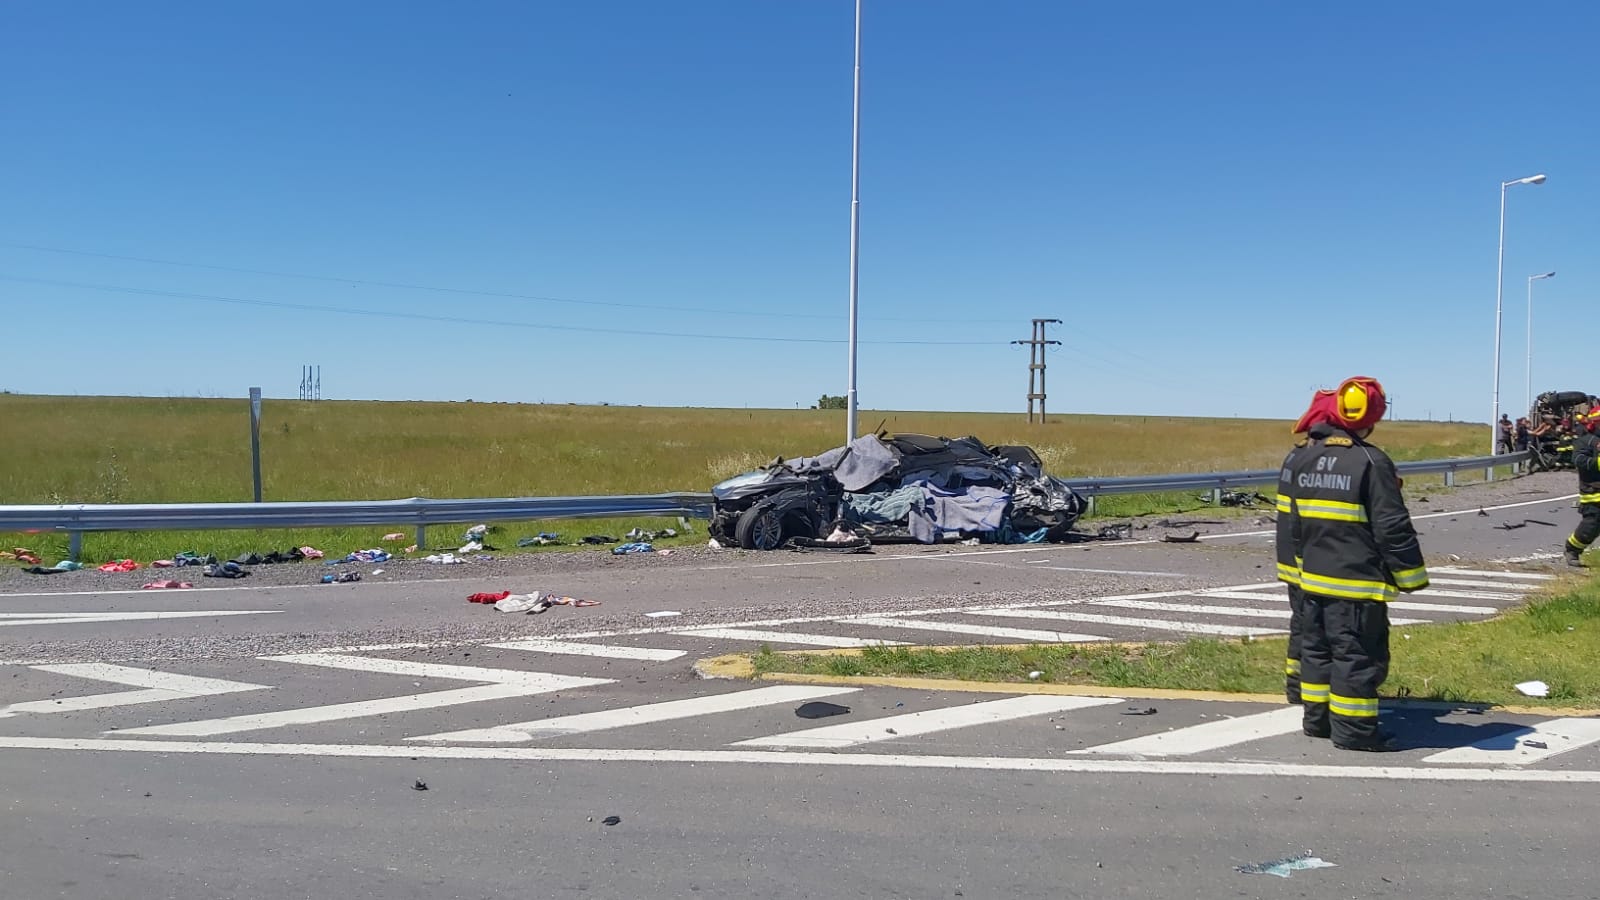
[1300,595,1389,746]
[1568,502,1600,553]
[1285,585,1304,705]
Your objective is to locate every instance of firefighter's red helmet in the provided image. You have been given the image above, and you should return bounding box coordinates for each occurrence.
[1334,376,1387,431]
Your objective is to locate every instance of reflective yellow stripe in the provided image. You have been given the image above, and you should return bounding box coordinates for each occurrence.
[1582,493,1600,505]
[1392,566,1428,590]
[1300,682,1330,702]
[1570,535,1588,550]
[1284,658,1301,676]
[1298,571,1397,602]
[1329,693,1379,718]
[1276,493,1294,513]
[1294,498,1370,523]
[1276,561,1301,585]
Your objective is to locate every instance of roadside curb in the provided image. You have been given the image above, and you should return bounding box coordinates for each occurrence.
[693,649,1600,716]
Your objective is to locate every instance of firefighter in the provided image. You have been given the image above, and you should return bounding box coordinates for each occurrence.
[1563,406,1600,568]
[1284,376,1428,751]
[1277,388,1337,705]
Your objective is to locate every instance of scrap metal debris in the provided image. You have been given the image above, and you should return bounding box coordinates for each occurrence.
[1154,518,1225,528]
[1160,531,1201,543]
[601,815,621,826]
[1524,740,1550,750]
[1235,853,1338,878]
[412,779,429,792]
[1122,706,1158,716]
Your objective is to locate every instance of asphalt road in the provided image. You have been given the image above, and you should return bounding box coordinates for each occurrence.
[2,471,1596,899]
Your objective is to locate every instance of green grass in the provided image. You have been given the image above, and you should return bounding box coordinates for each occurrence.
[750,576,1600,708]
[0,394,1487,564]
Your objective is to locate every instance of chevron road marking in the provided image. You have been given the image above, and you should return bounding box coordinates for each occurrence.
[0,664,269,718]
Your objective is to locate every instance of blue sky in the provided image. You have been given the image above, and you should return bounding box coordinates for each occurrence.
[2,1,1594,421]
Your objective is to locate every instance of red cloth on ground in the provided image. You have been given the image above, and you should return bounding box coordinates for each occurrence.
[467,591,513,604]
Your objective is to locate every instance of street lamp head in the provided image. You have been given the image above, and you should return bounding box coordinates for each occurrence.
[1520,174,1548,185]
[1538,271,1556,280]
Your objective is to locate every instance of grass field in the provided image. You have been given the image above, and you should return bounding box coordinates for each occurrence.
[749,574,1600,708]
[1,394,1490,564]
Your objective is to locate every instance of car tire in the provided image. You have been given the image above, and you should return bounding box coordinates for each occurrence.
[736,505,786,551]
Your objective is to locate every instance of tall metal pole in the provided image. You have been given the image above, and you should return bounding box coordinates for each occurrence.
[844,0,863,443]
[1491,181,1506,456]
[1526,274,1534,416]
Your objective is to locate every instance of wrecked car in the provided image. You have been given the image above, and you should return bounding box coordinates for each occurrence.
[708,433,1088,550]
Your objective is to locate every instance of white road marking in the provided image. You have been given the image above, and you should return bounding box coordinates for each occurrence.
[1204,589,1498,616]
[1423,718,1600,766]
[843,616,1108,643]
[929,557,1189,578]
[488,639,686,661]
[670,628,908,648]
[409,685,860,743]
[1431,567,1554,581]
[1427,577,1539,591]
[0,610,281,628]
[1492,552,1564,564]
[115,654,613,737]
[1410,588,1524,602]
[1071,706,1306,757]
[733,695,1124,749]
[8,736,1600,783]
[0,664,269,717]
[976,608,1282,637]
[1089,599,1429,625]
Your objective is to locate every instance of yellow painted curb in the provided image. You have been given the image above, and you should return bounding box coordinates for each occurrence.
[693,650,1600,716]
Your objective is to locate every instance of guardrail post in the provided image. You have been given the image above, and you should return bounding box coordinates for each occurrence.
[1445,470,1455,488]
[1486,465,1495,482]
[68,531,82,562]
[1084,495,1097,516]
[415,524,427,550]
[1209,487,1222,505]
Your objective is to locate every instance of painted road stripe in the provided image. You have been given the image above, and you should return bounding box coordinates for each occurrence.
[1071,707,1305,757]
[844,616,1107,643]
[1431,567,1553,581]
[0,610,281,628]
[1090,599,1429,626]
[671,628,908,648]
[261,653,591,687]
[1422,718,1600,766]
[1410,588,1523,602]
[734,695,1124,749]
[1205,590,1497,615]
[488,639,686,661]
[0,664,268,717]
[409,685,861,743]
[1427,577,1538,591]
[9,736,1600,783]
[931,557,1189,578]
[977,608,1282,637]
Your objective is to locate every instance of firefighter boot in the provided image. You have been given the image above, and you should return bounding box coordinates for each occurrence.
[1565,544,1585,568]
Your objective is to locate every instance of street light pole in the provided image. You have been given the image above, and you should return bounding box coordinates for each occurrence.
[1526,271,1556,414]
[1491,173,1546,455]
[844,0,863,443]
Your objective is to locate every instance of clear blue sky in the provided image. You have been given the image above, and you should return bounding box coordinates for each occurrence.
[3,1,1594,422]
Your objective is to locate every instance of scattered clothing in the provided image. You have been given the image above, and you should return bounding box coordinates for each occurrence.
[97,560,140,573]
[580,535,617,545]
[458,541,484,553]
[381,533,406,542]
[173,552,217,568]
[424,553,465,565]
[625,527,678,542]
[141,580,194,589]
[299,546,325,559]
[202,562,250,579]
[489,592,600,613]
[906,482,1011,544]
[518,533,561,547]
[329,549,390,565]
[321,572,362,583]
[467,591,514,604]
[841,486,922,525]
[1235,854,1338,878]
[612,542,654,555]
[151,560,176,568]
[463,524,489,542]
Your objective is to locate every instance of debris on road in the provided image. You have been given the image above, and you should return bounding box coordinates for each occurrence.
[1524,740,1550,749]
[329,549,390,565]
[1152,518,1225,528]
[141,580,193,589]
[468,591,514,604]
[424,553,465,565]
[1235,853,1337,878]
[612,542,654,555]
[644,610,682,618]
[1160,531,1201,543]
[321,572,361,584]
[202,562,250,579]
[518,533,562,547]
[98,559,140,573]
[412,779,429,791]
[1123,707,1158,716]
[580,535,617,545]
[1515,680,1551,698]
[381,532,406,542]
[486,593,601,613]
[601,815,621,826]
[795,701,851,720]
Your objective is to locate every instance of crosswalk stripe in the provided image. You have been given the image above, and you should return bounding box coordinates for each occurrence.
[1200,590,1289,602]
[1090,599,1429,626]
[262,653,595,687]
[843,616,1107,643]
[408,685,860,743]
[732,695,1124,749]
[1,664,269,717]
[488,639,686,661]
[1427,577,1537,591]
[1430,568,1553,581]
[1071,706,1305,757]
[977,608,1282,637]
[1205,589,1497,615]
[671,628,908,648]
[1411,588,1524,602]
[0,610,281,628]
[1422,718,1600,766]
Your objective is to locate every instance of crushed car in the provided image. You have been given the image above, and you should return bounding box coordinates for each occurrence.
[708,433,1088,550]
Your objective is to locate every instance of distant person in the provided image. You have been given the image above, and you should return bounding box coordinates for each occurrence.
[1515,417,1531,451]
[1276,388,1336,705]
[1563,406,1600,568]
[1279,376,1428,752]
[1498,415,1514,454]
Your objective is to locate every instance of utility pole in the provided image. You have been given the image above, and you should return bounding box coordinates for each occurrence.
[1011,318,1062,423]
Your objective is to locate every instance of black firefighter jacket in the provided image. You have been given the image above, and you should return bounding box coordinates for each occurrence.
[1277,423,1429,602]
[1573,431,1600,504]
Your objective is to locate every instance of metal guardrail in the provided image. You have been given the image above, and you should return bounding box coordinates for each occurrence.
[0,453,1528,560]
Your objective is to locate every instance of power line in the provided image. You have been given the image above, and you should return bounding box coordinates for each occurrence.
[0,241,1017,325]
[0,274,1007,346]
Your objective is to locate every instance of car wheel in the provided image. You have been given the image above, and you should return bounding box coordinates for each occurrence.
[736,505,786,550]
